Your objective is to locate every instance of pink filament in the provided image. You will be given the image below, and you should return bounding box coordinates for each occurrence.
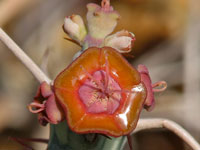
[152,81,167,93]
[28,102,45,113]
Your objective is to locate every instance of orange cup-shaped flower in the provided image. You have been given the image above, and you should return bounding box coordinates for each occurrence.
[54,47,146,137]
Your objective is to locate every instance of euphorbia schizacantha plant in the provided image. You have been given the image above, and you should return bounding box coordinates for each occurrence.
[28,0,167,149]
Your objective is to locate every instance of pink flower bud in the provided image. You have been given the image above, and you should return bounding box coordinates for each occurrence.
[104,30,135,53]
[28,82,64,125]
[137,65,167,111]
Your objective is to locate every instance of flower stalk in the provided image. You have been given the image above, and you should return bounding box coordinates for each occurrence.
[0,28,51,84]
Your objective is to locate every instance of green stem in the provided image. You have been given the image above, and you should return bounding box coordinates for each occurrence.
[48,121,126,150]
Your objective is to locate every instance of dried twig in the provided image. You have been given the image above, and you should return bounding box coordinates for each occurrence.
[134,118,200,150]
[0,28,200,150]
[0,28,51,84]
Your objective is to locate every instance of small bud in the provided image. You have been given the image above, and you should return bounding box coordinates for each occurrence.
[86,3,120,40]
[63,15,87,45]
[28,82,64,125]
[104,30,135,53]
[137,65,155,111]
[137,65,167,111]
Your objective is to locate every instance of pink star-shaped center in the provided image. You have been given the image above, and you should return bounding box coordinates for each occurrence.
[79,70,122,114]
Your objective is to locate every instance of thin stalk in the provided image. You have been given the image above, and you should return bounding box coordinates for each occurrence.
[134,118,200,150]
[0,28,51,84]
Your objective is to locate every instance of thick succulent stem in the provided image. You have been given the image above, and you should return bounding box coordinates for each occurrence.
[48,121,126,150]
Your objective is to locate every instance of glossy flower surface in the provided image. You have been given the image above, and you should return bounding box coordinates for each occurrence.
[54,47,146,137]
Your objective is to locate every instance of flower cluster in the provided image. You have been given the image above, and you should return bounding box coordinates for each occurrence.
[28,0,167,138]
[63,1,135,53]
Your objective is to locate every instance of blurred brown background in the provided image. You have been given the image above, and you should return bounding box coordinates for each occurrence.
[0,0,200,150]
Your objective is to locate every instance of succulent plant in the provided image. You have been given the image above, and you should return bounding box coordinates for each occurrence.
[27,0,167,149]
